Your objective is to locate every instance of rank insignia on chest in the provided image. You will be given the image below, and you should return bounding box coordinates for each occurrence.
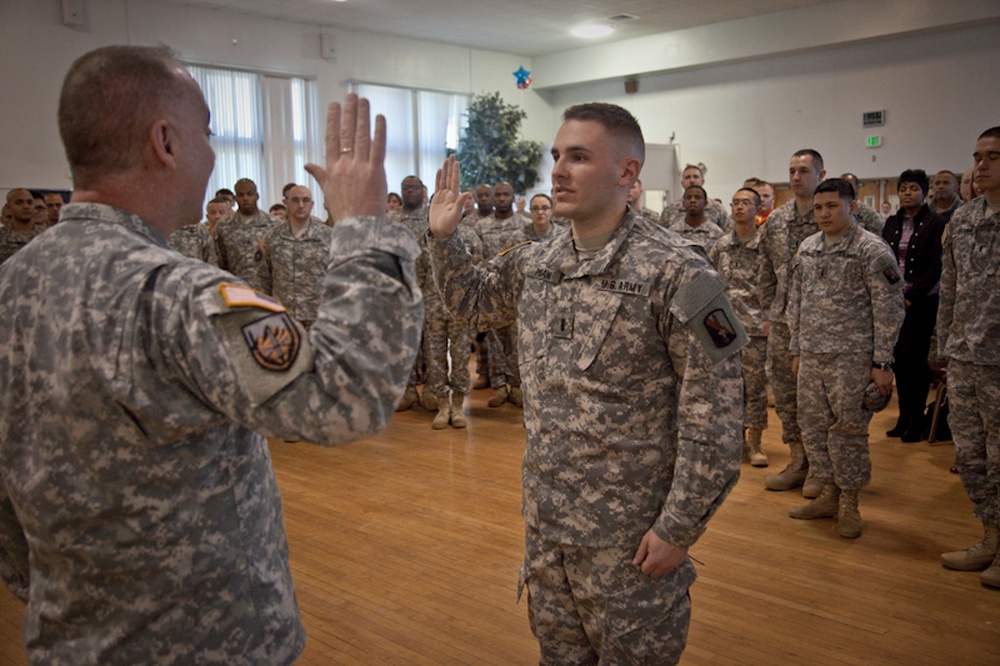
[551,313,574,339]
[242,312,301,371]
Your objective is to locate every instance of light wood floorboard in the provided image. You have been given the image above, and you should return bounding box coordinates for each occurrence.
[2,385,997,664]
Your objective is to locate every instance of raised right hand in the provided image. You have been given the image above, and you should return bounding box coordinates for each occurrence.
[429,155,472,239]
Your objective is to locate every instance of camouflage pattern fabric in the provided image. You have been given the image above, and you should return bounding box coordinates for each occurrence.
[660,198,732,231]
[215,209,279,291]
[796,352,876,489]
[947,360,1000,524]
[669,218,724,253]
[257,219,335,326]
[938,197,1000,525]
[522,526,692,665]
[0,224,42,266]
[169,222,218,265]
[787,223,904,360]
[0,202,422,664]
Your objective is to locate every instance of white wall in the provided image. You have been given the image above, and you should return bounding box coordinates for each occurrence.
[543,22,1000,201]
[0,0,551,194]
[1,0,997,204]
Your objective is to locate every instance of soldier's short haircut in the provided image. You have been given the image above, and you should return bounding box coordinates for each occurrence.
[815,178,855,201]
[935,170,958,182]
[208,196,230,206]
[235,178,257,192]
[683,185,707,199]
[792,149,824,172]
[979,126,1000,140]
[215,188,235,198]
[734,187,761,207]
[683,164,704,175]
[898,169,930,195]
[562,102,645,165]
[530,193,552,206]
[59,45,187,188]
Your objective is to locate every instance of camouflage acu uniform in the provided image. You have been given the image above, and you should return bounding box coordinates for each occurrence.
[391,206,431,389]
[422,223,483,398]
[710,229,768,429]
[429,211,745,663]
[758,200,822,451]
[788,223,905,489]
[0,224,42,265]
[0,203,422,664]
[214,209,278,291]
[937,196,1000,524]
[477,213,528,391]
[669,218,724,253]
[169,222,218,265]
[856,201,886,235]
[661,198,732,231]
[257,219,335,328]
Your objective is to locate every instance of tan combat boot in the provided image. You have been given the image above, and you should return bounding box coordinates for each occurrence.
[508,385,523,407]
[941,523,1000,571]
[432,394,451,429]
[487,384,509,408]
[765,440,808,490]
[802,468,823,499]
[747,428,768,467]
[421,389,439,411]
[981,552,1000,589]
[788,483,839,519]
[837,489,862,538]
[450,393,467,429]
[396,385,419,412]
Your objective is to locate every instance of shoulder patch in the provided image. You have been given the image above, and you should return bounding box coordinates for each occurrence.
[241,312,301,371]
[871,254,901,285]
[219,283,285,313]
[670,271,748,363]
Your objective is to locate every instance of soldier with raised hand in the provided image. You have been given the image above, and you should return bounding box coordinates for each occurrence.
[427,102,745,665]
[786,178,904,538]
[0,45,421,664]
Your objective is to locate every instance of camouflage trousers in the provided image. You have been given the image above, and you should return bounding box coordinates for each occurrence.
[487,323,521,388]
[423,310,471,397]
[796,351,873,490]
[741,336,768,429]
[766,321,802,447]
[520,528,694,665]
[948,360,1000,524]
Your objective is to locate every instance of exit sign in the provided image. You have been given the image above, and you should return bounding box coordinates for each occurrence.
[866,135,882,149]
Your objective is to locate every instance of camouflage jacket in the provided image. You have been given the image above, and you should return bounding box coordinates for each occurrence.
[428,211,744,549]
[0,224,42,266]
[214,209,278,290]
[0,203,421,664]
[257,220,335,324]
[787,223,904,361]
[709,228,766,336]
[661,198,732,231]
[169,222,218,265]
[668,218,724,253]
[937,196,1000,364]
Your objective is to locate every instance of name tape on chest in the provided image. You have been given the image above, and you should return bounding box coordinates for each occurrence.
[595,277,650,297]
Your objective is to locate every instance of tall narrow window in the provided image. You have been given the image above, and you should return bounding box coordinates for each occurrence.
[351,83,469,196]
[187,65,321,213]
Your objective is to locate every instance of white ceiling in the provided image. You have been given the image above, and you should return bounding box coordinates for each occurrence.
[159,0,840,57]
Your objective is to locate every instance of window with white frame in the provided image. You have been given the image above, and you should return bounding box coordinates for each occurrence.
[350,82,469,197]
[187,64,322,215]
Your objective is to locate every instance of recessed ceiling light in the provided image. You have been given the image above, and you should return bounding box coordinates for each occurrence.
[571,24,615,39]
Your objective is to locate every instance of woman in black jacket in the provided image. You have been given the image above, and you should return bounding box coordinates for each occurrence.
[882,169,948,441]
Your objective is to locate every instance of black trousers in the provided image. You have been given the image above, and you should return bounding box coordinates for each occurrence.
[892,294,939,435]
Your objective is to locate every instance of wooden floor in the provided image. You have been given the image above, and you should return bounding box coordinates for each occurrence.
[2,386,998,665]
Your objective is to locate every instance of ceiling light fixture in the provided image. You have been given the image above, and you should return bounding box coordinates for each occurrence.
[570,24,615,39]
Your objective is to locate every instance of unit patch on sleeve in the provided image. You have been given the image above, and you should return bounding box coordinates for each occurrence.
[703,308,739,348]
[241,312,301,371]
